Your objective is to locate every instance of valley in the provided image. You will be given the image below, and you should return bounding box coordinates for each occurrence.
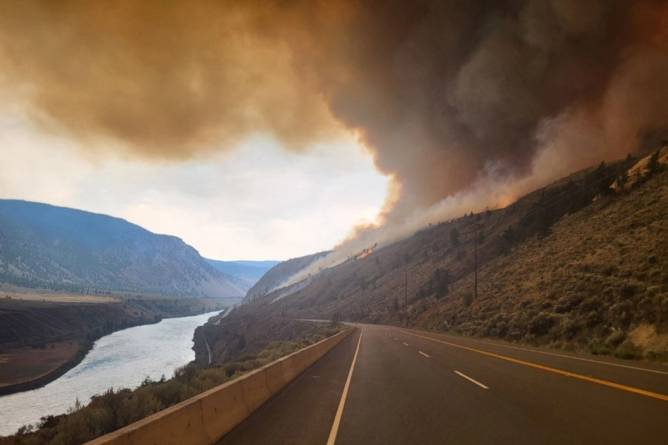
[1,3,666,442]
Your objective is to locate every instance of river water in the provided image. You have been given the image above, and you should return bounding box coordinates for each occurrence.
[0,310,220,436]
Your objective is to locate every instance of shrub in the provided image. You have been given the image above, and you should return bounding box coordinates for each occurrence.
[620,283,638,299]
[588,341,611,356]
[432,268,450,296]
[614,341,642,360]
[605,329,626,347]
[647,149,662,174]
[450,227,460,246]
[528,312,557,336]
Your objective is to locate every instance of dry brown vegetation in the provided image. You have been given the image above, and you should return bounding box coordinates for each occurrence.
[0,342,79,389]
[0,292,117,304]
[417,163,668,360]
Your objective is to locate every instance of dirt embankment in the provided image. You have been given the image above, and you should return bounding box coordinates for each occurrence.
[0,296,228,395]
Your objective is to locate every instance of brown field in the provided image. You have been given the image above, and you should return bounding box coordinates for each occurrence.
[0,341,81,388]
[0,292,118,304]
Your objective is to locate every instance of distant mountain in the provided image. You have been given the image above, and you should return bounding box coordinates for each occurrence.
[244,251,329,302]
[0,200,243,298]
[206,259,279,294]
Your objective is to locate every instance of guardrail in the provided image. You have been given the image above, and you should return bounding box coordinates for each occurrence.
[87,328,354,445]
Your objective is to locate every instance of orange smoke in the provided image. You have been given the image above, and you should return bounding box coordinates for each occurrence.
[0,0,666,227]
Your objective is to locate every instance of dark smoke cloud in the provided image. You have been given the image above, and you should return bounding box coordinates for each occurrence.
[0,1,340,157]
[0,0,666,222]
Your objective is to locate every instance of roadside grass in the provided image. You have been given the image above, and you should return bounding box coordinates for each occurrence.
[0,323,342,445]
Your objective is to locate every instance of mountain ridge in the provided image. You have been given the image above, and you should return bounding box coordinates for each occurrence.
[243,251,330,303]
[0,200,241,298]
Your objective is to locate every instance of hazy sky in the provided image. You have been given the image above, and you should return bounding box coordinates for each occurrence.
[0,110,388,260]
[0,1,664,263]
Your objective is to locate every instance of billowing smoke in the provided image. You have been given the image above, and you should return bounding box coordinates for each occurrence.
[0,1,342,156]
[1,1,667,260]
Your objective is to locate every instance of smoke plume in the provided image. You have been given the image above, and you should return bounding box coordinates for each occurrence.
[1,1,667,243]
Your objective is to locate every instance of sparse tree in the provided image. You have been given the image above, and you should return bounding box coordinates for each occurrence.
[648,148,662,174]
[450,227,460,247]
[617,170,628,189]
[432,267,451,297]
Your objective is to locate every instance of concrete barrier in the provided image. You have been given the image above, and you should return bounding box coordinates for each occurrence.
[86,328,354,445]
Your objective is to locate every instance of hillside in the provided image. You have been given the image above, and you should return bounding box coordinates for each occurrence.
[206,260,279,294]
[416,156,668,359]
[0,200,242,298]
[243,251,329,302]
[240,147,668,360]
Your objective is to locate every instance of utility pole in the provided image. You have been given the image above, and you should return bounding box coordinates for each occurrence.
[404,268,408,308]
[473,224,480,300]
[404,268,408,325]
[474,231,478,300]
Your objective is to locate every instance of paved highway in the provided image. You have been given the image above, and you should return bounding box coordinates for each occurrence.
[219,324,668,444]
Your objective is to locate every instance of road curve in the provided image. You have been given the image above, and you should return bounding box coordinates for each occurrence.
[219,324,668,445]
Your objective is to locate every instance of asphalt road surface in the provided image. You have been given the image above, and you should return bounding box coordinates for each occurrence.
[219,324,668,445]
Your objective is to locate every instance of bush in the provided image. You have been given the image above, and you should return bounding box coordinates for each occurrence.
[614,341,642,360]
[588,341,611,356]
[648,149,662,174]
[432,268,451,297]
[605,330,626,347]
[528,312,558,336]
[450,227,460,246]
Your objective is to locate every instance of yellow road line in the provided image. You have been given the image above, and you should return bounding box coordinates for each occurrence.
[455,336,668,375]
[402,330,668,402]
[327,330,363,445]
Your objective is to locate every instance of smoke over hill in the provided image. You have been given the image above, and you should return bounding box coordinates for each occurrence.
[1,1,666,245]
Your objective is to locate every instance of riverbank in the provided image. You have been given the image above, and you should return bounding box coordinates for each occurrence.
[0,310,229,437]
[0,340,90,397]
[0,320,343,443]
[0,296,235,396]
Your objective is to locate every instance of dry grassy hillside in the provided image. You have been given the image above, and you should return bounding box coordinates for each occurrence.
[253,148,667,361]
[417,160,668,360]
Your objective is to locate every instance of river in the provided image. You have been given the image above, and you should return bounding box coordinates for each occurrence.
[0,310,221,436]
